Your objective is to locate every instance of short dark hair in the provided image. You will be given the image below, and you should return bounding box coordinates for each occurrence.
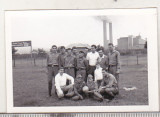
[67,48,72,51]
[59,67,64,70]
[52,45,57,49]
[102,68,106,71]
[76,74,82,78]
[72,46,77,50]
[98,49,104,52]
[108,43,114,46]
[91,45,96,49]
[79,51,85,54]
[60,46,65,49]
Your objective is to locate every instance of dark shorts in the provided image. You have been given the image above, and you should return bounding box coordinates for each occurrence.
[96,80,102,88]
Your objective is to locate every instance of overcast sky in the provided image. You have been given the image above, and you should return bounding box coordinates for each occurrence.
[6,10,157,54]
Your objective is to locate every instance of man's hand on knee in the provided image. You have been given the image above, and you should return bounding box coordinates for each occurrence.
[57,90,64,98]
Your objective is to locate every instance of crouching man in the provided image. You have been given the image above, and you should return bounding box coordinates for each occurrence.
[83,74,103,101]
[55,67,75,99]
[99,69,119,99]
[72,74,86,101]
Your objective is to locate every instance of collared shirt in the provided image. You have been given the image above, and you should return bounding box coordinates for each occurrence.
[47,52,59,65]
[59,52,67,67]
[76,57,88,69]
[64,55,76,67]
[74,78,86,92]
[72,53,79,58]
[87,80,97,91]
[94,67,103,81]
[55,73,74,91]
[86,52,100,66]
[99,55,108,69]
[108,50,120,69]
[101,73,117,87]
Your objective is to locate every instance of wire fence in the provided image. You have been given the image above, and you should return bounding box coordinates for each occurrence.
[12,54,147,68]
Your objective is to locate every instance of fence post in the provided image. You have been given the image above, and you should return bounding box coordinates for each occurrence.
[34,57,36,66]
[137,55,139,65]
[13,54,16,67]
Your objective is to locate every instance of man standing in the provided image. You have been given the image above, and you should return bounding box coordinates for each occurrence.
[99,69,119,99]
[86,45,100,78]
[98,49,109,71]
[55,67,74,99]
[108,43,120,83]
[47,45,60,96]
[76,51,88,82]
[59,46,66,67]
[72,46,78,58]
[64,48,76,78]
[84,47,89,57]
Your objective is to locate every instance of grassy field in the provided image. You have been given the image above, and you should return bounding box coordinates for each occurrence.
[13,54,148,106]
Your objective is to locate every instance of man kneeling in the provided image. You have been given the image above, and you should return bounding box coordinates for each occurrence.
[55,67,74,99]
[83,74,103,101]
[72,74,86,101]
[99,69,119,100]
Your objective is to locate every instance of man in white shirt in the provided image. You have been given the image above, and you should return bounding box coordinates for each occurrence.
[94,63,103,88]
[55,67,74,98]
[86,45,100,78]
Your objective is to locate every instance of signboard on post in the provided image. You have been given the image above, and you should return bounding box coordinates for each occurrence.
[12,41,32,67]
[12,40,32,56]
[12,41,32,47]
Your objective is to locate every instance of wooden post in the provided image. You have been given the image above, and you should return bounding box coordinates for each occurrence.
[30,42,33,65]
[30,42,32,58]
[34,57,36,66]
[127,55,128,66]
[13,54,16,67]
[137,54,139,65]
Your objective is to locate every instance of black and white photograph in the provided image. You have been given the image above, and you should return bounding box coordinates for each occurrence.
[5,9,159,112]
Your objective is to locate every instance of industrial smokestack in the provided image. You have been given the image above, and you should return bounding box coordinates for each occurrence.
[103,20,108,50]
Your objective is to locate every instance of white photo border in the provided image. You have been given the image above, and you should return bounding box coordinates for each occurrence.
[5,8,159,113]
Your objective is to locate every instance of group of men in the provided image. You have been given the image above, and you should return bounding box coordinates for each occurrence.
[47,43,120,101]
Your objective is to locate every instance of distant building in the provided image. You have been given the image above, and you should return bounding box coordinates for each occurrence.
[117,35,146,50]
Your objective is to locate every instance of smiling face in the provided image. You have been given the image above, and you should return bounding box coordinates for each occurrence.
[96,64,100,69]
[61,48,66,54]
[79,52,84,58]
[98,50,103,57]
[51,46,57,53]
[108,44,114,52]
[88,74,93,82]
[91,46,96,53]
[67,49,72,56]
[59,68,64,75]
[72,48,77,54]
[76,74,83,82]
[102,69,107,76]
